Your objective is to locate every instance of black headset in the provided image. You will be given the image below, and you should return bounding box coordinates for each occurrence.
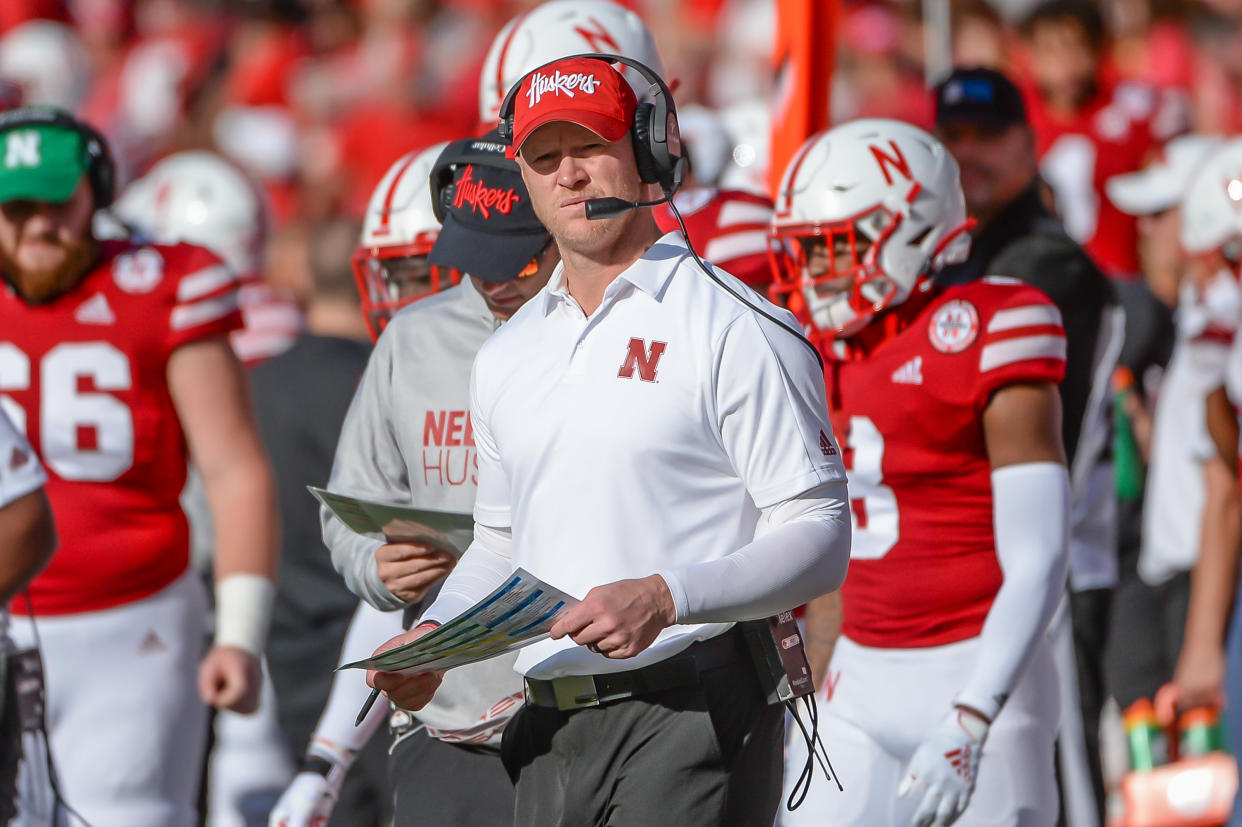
[0,106,116,207]
[497,53,683,193]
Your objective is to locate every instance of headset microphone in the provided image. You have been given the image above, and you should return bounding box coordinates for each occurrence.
[583,192,672,220]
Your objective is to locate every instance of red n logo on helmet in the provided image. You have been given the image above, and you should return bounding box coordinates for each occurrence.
[869,140,913,186]
[618,338,667,382]
[574,17,621,54]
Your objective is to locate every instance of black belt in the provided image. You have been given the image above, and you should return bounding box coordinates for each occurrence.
[524,628,747,711]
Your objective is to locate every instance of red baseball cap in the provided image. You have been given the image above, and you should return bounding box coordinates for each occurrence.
[507,56,637,159]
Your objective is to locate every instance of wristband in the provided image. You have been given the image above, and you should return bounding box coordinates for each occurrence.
[214,573,275,656]
[303,737,354,790]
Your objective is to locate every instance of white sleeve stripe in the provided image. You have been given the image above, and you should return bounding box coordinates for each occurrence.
[717,201,774,228]
[176,264,236,302]
[171,292,240,331]
[704,230,770,264]
[979,334,1066,372]
[986,304,1063,333]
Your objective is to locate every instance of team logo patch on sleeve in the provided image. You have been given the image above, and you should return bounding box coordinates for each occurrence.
[928,300,979,353]
[113,248,165,294]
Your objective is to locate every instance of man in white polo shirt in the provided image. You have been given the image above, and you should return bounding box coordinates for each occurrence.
[370,55,851,824]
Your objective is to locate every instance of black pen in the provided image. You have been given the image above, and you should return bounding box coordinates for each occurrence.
[355,687,382,727]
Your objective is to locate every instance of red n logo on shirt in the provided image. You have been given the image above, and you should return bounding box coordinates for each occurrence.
[617,338,667,382]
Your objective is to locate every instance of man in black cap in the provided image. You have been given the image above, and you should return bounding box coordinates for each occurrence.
[935,66,1119,827]
[319,130,557,826]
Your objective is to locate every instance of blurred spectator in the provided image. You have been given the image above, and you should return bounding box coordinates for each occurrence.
[951,0,1012,70]
[831,3,934,128]
[252,216,390,826]
[934,66,1120,827]
[1166,138,1242,824]
[1101,135,1222,719]
[1017,0,1186,278]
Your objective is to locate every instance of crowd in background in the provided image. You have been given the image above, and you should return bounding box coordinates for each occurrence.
[5,0,1242,824]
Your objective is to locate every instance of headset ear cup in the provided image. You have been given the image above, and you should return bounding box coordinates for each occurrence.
[631,102,663,186]
[89,140,116,207]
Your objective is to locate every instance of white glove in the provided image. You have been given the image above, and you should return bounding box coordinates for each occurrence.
[269,740,352,827]
[897,706,990,827]
[268,772,337,827]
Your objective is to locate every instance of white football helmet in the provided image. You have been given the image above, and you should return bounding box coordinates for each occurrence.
[479,0,665,125]
[1180,137,1242,259]
[115,150,267,278]
[769,118,972,339]
[353,142,458,341]
[0,22,90,111]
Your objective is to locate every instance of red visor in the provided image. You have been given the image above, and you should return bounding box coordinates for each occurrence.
[508,57,637,158]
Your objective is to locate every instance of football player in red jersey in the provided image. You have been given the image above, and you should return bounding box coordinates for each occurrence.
[770,119,1071,826]
[0,107,278,826]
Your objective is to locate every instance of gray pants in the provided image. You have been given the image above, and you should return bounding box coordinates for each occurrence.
[501,663,785,826]
[389,729,514,826]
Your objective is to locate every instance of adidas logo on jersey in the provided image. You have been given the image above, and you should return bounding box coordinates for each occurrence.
[891,356,923,385]
[74,293,115,326]
[138,630,167,654]
[819,430,837,457]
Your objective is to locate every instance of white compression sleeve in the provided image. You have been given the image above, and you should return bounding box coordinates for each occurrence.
[419,523,514,626]
[309,601,407,757]
[956,462,1070,721]
[657,481,851,624]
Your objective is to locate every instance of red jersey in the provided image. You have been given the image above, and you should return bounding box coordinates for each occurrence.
[1,240,243,615]
[826,279,1066,648]
[1024,77,1185,277]
[654,188,775,288]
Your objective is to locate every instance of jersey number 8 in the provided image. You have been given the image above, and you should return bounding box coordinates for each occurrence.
[843,415,899,559]
[0,342,134,481]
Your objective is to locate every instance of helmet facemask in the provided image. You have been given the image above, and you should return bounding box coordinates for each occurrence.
[351,235,460,342]
[769,206,907,339]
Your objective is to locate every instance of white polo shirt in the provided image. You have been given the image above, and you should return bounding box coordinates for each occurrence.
[465,233,845,679]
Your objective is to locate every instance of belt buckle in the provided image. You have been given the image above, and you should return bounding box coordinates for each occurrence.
[552,675,601,710]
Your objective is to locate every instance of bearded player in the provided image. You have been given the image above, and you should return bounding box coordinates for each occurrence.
[0,107,278,826]
[772,119,1070,826]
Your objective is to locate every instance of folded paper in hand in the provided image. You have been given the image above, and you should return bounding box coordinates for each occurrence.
[309,486,473,557]
[340,568,578,675]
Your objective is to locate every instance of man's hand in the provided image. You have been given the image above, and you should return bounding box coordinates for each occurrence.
[199,645,262,713]
[898,706,990,827]
[549,574,677,659]
[367,624,444,712]
[375,542,456,604]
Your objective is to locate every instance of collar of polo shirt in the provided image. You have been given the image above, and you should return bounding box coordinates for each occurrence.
[538,233,688,316]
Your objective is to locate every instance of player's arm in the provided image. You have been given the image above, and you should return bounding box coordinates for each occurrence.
[1173,387,1242,709]
[965,382,1070,718]
[899,382,1069,823]
[0,411,54,606]
[322,333,453,611]
[0,489,55,606]
[802,590,842,691]
[169,335,279,714]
